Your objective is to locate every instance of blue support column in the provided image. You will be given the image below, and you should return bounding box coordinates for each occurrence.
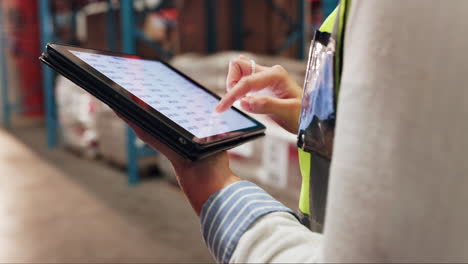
[39,0,57,148]
[231,0,243,51]
[121,0,136,54]
[120,0,139,185]
[205,0,216,54]
[69,0,78,44]
[106,0,117,52]
[297,0,306,59]
[0,3,10,128]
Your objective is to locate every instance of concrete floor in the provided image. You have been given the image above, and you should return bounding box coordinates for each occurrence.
[0,122,214,263]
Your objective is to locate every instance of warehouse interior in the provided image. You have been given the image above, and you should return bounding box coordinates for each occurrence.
[0,0,336,262]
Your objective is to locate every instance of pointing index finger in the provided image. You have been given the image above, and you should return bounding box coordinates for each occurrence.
[216,69,275,113]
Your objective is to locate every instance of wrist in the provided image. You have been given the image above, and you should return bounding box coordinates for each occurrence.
[172,153,241,215]
[176,167,241,216]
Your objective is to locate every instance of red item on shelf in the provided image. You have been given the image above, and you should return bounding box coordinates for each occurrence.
[159,8,179,20]
[3,0,43,117]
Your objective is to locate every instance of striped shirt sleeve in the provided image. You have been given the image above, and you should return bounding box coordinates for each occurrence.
[200,181,298,263]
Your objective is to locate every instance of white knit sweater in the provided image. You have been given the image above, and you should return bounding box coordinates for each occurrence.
[228,1,468,262]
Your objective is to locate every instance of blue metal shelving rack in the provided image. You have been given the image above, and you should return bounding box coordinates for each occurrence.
[38,0,166,185]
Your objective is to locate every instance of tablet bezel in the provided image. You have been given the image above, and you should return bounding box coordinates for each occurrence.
[49,44,265,146]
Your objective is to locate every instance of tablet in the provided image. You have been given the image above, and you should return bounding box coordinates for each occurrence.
[40,44,265,160]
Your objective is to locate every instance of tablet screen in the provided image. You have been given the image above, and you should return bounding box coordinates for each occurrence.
[69,50,256,139]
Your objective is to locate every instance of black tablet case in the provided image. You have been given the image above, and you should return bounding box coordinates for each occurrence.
[39,44,265,160]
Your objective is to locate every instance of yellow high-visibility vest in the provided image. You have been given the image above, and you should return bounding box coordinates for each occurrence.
[298,0,350,224]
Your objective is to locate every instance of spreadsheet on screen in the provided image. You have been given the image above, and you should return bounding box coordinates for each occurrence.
[70,50,255,138]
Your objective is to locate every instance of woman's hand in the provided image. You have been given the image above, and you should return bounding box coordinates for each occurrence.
[117,113,240,215]
[216,55,303,134]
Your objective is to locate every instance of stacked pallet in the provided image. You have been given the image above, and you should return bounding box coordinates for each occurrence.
[55,76,158,168]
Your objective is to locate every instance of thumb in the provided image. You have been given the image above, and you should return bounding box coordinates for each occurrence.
[240,96,301,134]
[240,96,299,117]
